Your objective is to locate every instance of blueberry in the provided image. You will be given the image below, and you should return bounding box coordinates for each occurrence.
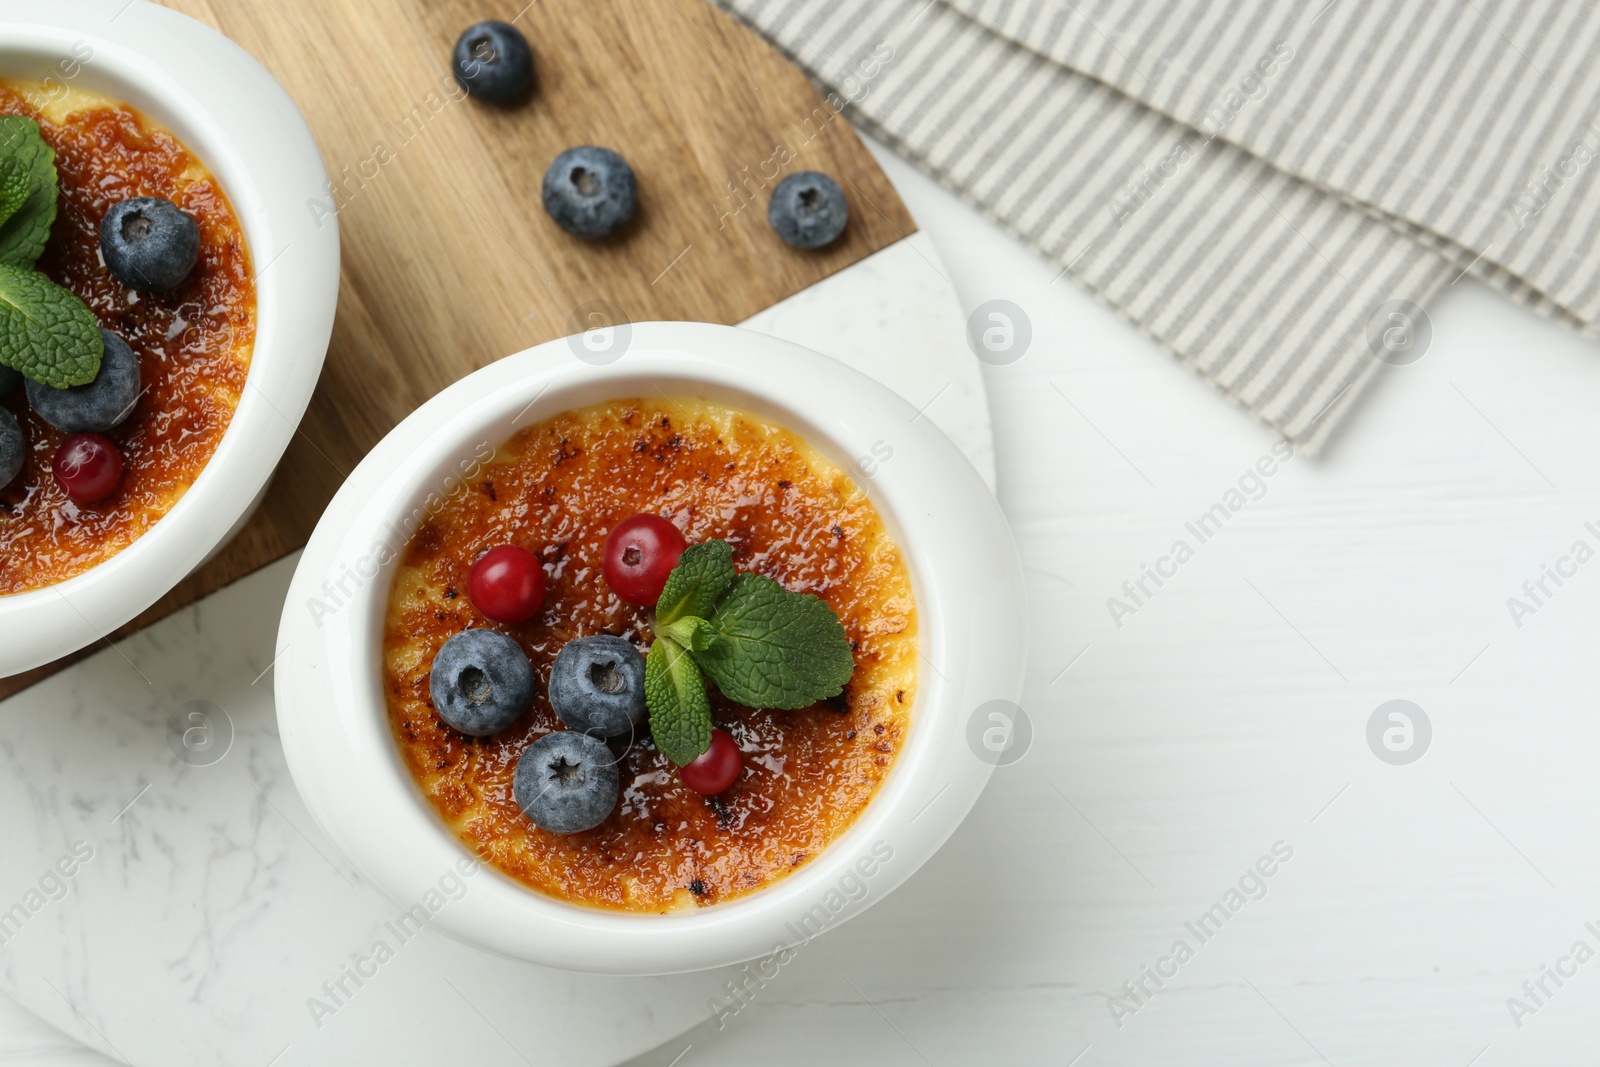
[548,635,646,738]
[0,364,18,399]
[514,730,619,834]
[768,171,849,249]
[542,146,637,239]
[0,406,22,487]
[452,20,535,103]
[100,197,200,292]
[26,330,141,434]
[428,629,534,736]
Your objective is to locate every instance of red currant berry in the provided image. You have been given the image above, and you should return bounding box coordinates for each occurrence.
[467,544,547,624]
[602,514,687,606]
[679,729,741,794]
[52,433,122,503]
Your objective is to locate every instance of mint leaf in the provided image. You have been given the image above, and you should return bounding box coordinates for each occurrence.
[694,574,853,710]
[0,117,58,269]
[0,166,30,228]
[655,539,735,625]
[645,635,714,765]
[0,122,91,387]
[0,118,44,224]
[659,615,718,652]
[0,263,102,387]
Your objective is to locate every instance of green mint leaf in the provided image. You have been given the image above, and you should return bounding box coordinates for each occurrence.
[0,117,58,269]
[0,263,102,387]
[0,166,30,229]
[659,615,718,652]
[694,573,854,710]
[0,185,55,267]
[655,539,735,625]
[645,635,714,765]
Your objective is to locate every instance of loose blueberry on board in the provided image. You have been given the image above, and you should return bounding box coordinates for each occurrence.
[452,20,535,103]
[679,728,742,795]
[549,635,647,738]
[514,730,620,834]
[0,406,23,487]
[768,171,849,249]
[542,146,638,239]
[26,329,140,434]
[52,433,122,503]
[428,628,534,736]
[0,364,19,399]
[100,196,200,292]
[602,513,687,605]
[467,544,546,624]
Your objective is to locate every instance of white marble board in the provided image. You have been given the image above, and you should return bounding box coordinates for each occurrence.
[0,230,995,1067]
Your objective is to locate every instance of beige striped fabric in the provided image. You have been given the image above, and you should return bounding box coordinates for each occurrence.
[713,0,1600,450]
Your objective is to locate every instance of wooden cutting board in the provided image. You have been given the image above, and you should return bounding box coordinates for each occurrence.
[0,0,914,698]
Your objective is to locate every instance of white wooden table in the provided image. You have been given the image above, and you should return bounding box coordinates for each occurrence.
[9,136,1600,1066]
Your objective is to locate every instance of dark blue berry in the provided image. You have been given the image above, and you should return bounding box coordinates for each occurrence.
[0,364,19,399]
[100,197,200,292]
[0,406,22,487]
[514,730,619,834]
[768,171,849,249]
[429,629,533,736]
[26,329,141,434]
[542,146,637,239]
[453,21,535,104]
[549,635,646,738]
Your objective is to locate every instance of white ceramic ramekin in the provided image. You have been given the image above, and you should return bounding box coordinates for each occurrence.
[0,0,339,676]
[275,322,1026,975]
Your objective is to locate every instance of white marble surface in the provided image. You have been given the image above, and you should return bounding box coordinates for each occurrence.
[0,213,990,1064]
[15,121,1600,1065]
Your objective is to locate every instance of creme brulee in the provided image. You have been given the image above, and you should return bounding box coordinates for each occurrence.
[382,397,917,912]
[0,81,255,593]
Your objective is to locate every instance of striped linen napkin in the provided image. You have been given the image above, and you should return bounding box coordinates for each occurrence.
[713,0,1600,450]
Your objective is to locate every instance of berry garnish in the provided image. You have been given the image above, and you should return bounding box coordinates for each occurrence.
[514,730,619,833]
[549,635,647,738]
[603,514,687,605]
[452,20,535,103]
[26,328,141,433]
[542,146,638,239]
[100,197,200,292]
[0,407,23,487]
[679,729,741,795]
[428,628,534,736]
[52,433,122,503]
[467,544,547,624]
[768,171,849,249]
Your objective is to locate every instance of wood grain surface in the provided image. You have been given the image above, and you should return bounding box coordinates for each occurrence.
[0,0,914,697]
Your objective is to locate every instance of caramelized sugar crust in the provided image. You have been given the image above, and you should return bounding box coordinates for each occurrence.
[383,398,917,911]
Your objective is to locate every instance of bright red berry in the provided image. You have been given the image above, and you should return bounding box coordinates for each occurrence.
[603,514,687,606]
[679,729,741,794]
[467,544,546,623]
[52,433,122,503]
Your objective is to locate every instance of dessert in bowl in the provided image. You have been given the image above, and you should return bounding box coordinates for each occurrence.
[0,1,338,675]
[276,322,1026,974]
[0,79,254,593]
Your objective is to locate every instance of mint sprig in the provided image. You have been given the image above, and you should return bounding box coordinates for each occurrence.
[0,114,102,388]
[645,636,714,767]
[0,116,60,269]
[657,615,718,652]
[694,574,855,709]
[656,540,734,624]
[0,263,101,388]
[644,539,855,765]
[0,165,32,228]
